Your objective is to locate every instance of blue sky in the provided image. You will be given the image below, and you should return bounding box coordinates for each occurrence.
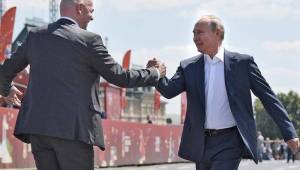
[4,0,300,116]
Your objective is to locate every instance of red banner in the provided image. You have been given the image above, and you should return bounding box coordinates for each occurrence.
[120,88,127,112]
[0,108,35,169]
[104,83,122,120]
[95,120,183,166]
[0,7,16,62]
[122,50,131,70]
[181,92,187,124]
[0,108,184,168]
[120,50,131,111]
[154,90,161,113]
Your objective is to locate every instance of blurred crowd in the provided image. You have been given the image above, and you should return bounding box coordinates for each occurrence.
[257,131,296,163]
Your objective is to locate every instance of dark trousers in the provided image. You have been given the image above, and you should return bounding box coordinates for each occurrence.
[196,128,243,170]
[30,134,94,170]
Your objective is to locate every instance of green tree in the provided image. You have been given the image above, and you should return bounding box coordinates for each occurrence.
[255,91,300,139]
[255,99,281,139]
[277,91,300,136]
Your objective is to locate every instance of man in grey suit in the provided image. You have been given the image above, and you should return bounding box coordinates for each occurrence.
[0,0,165,169]
[149,15,299,170]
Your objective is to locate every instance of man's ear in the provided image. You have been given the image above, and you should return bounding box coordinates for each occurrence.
[215,28,221,37]
[76,3,83,15]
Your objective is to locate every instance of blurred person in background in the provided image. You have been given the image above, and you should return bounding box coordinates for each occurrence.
[257,131,264,162]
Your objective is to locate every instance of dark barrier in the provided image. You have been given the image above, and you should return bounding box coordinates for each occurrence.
[0,107,184,168]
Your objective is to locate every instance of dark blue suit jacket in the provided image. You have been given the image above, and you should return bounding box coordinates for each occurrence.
[156,50,297,163]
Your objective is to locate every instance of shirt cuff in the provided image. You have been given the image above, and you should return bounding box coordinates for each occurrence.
[154,68,160,80]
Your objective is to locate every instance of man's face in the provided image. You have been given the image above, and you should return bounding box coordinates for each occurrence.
[77,0,94,29]
[193,21,220,55]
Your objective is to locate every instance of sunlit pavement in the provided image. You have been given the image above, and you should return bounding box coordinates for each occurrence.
[239,160,300,170]
[98,160,300,170]
[3,160,300,170]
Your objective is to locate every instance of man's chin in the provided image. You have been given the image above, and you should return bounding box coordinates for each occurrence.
[197,49,204,53]
[195,46,203,52]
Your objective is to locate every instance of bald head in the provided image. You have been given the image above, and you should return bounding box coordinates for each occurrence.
[60,0,83,16]
[60,0,90,10]
[61,0,84,4]
[60,0,94,29]
[197,15,225,41]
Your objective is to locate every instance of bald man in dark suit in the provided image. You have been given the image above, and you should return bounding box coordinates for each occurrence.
[0,0,165,169]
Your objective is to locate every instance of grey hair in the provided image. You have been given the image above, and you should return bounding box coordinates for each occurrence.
[199,15,225,41]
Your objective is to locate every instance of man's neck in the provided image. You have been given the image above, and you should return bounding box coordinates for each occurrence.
[60,16,80,27]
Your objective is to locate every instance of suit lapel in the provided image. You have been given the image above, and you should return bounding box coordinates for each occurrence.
[224,50,237,97]
[195,54,206,111]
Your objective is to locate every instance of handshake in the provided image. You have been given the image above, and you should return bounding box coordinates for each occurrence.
[146,58,166,78]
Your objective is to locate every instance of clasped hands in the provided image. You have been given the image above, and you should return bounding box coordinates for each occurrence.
[146,58,166,78]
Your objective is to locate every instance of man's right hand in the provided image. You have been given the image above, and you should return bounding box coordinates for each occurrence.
[146,58,166,78]
[287,138,300,154]
[4,86,22,107]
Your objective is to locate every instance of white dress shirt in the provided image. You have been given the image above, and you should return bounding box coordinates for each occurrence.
[204,47,237,129]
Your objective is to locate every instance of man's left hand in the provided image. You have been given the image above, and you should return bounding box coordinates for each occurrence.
[287,138,300,154]
[146,58,166,78]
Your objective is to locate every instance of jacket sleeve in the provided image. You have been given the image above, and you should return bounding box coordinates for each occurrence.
[0,34,29,96]
[156,64,185,99]
[88,35,158,88]
[248,56,297,141]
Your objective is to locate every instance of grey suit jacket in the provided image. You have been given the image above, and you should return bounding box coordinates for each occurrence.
[0,19,159,150]
[156,50,297,163]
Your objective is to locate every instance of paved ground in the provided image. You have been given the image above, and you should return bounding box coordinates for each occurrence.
[99,160,300,170]
[239,160,300,170]
[3,160,300,170]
